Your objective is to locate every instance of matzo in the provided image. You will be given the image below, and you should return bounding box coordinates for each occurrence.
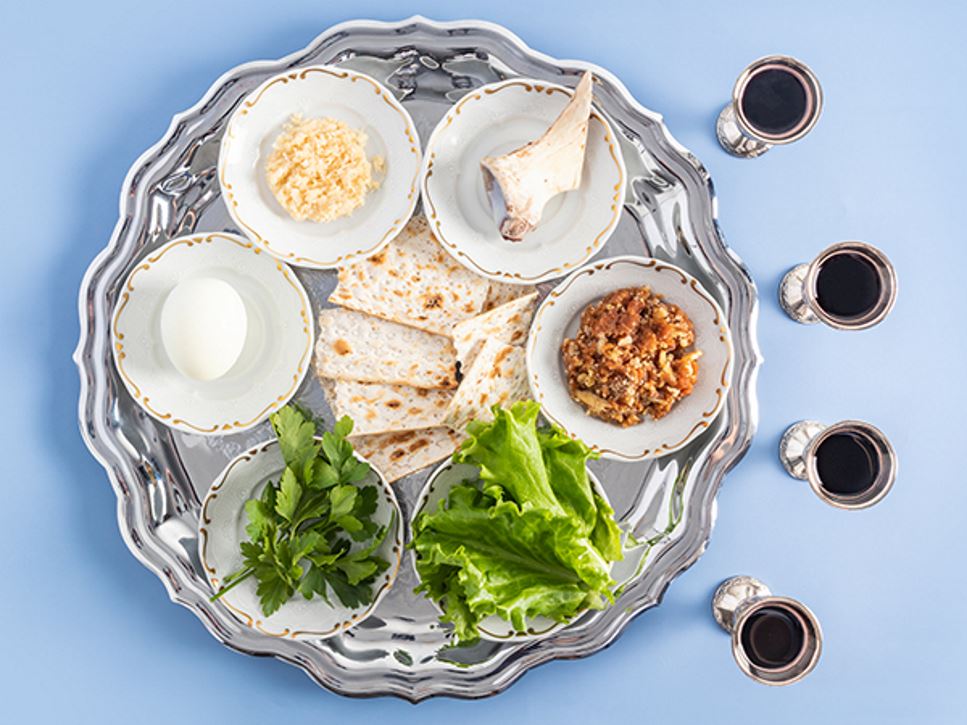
[444,340,530,431]
[452,292,537,370]
[323,379,451,436]
[328,215,491,336]
[483,280,538,312]
[350,427,462,483]
[315,308,457,389]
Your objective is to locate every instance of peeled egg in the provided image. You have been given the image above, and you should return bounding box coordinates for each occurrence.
[161,277,248,381]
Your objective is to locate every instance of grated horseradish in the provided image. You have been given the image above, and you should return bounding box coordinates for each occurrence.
[265,114,383,223]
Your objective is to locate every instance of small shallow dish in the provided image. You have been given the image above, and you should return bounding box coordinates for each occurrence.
[421,77,626,284]
[411,460,648,643]
[219,65,422,269]
[111,232,313,435]
[199,439,403,640]
[527,256,734,461]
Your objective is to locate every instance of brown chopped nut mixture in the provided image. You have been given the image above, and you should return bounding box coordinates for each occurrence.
[561,287,701,426]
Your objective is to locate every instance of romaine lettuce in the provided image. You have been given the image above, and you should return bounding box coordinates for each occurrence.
[411,401,623,644]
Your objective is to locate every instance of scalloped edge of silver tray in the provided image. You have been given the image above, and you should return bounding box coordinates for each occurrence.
[74,16,762,701]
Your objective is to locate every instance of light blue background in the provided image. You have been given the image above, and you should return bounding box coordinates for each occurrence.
[3,1,965,722]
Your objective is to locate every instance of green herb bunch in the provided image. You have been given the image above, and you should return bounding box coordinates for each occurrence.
[211,405,391,616]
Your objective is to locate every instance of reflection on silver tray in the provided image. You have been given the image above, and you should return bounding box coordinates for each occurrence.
[74,16,762,701]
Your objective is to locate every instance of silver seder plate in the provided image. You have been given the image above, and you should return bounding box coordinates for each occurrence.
[74,16,762,701]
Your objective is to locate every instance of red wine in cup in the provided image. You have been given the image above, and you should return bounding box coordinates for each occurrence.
[815,252,883,320]
[740,606,807,670]
[739,64,814,140]
[814,431,880,497]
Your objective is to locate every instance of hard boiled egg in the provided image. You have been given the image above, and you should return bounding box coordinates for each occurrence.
[161,277,248,381]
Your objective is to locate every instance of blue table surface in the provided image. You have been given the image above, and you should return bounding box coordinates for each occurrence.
[3,1,965,722]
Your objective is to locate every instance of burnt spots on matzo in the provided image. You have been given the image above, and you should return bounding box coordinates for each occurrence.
[408,438,431,453]
[423,293,444,310]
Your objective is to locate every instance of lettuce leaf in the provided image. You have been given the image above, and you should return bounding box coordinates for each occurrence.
[412,401,623,644]
[454,400,561,514]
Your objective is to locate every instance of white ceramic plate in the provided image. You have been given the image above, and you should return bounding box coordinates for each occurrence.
[218,66,422,269]
[199,439,403,640]
[421,78,626,284]
[411,461,647,643]
[527,256,734,461]
[111,232,313,435]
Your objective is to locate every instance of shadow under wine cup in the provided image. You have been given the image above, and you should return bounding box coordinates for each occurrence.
[716,55,823,158]
[780,419,897,509]
[712,576,822,686]
[779,241,897,330]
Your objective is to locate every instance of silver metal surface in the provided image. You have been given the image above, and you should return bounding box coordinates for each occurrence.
[712,577,822,686]
[716,104,772,159]
[716,55,823,158]
[712,575,771,631]
[73,16,762,700]
[779,420,827,479]
[779,264,819,324]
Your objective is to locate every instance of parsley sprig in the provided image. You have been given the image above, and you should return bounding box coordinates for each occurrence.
[210,405,392,616]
